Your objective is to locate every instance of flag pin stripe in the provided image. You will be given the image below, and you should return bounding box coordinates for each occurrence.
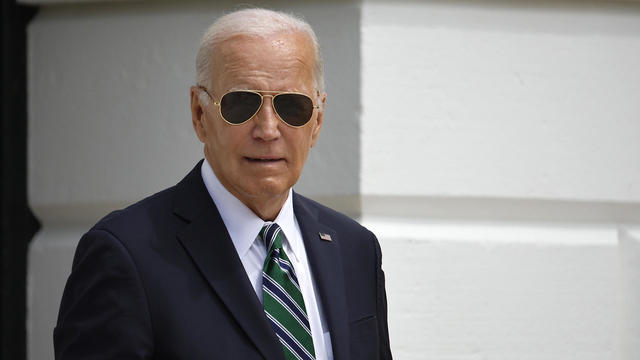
[318,232,332,241]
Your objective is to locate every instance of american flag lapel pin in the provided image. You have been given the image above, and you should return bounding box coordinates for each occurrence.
[319,232,332,242]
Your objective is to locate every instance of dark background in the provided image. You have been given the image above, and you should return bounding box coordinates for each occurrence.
[1,1,39,359]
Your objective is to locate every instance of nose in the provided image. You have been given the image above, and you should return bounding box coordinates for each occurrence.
[251,95,281,141]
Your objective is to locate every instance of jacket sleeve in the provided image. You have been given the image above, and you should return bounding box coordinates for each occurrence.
[54,228,154,359]
[374,233,393,360]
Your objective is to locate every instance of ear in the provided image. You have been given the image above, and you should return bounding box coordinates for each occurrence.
[310,91,326,148]
[190,86,207,143]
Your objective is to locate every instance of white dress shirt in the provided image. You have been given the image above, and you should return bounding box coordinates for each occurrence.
[201,159,333,359]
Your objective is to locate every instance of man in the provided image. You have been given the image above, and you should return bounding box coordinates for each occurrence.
[54,8,392,360]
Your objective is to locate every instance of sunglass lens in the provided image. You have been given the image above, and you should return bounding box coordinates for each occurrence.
[220,91,262,124]
[273,93,314,127]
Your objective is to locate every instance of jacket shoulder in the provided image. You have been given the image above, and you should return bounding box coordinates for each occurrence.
[91,185,178,240]
[92,160,205,235]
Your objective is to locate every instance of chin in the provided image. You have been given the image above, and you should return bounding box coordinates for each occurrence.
[251,179,292,198]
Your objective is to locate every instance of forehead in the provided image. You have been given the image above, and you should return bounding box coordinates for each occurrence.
[210,32,315,91]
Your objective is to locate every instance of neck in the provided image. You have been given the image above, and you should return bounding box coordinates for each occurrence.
[242,194,287,221]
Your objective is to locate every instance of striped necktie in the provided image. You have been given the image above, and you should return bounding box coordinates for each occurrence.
[260,223,316,360]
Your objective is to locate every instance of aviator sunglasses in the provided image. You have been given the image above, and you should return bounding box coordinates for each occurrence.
[199,87,320,128]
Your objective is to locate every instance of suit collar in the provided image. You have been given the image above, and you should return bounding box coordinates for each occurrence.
[293,192,350,360]
[172,160,210,223]
[173,161,284,360]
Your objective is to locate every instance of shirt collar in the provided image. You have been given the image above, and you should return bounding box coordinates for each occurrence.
[269,192,302,263]
[200,159,301,261]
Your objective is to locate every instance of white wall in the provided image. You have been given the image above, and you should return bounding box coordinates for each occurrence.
[361,1,640,201]
[25,0,640,359]
[361,1,640,359]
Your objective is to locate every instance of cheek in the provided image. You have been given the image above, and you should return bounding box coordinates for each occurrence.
[211,126,247,157]
[203,121,227,155]
[292,136,313,166]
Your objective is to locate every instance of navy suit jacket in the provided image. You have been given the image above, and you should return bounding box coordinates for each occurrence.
[54,161,392,359]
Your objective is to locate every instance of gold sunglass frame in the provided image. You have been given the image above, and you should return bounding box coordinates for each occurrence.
[199,86,320,128]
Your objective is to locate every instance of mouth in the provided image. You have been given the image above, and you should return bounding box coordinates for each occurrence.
[244,156,285,163]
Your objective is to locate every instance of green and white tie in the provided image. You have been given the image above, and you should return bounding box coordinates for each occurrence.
[260,223,316,360]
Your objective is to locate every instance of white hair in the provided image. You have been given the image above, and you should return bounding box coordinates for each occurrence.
[195,8,325,95]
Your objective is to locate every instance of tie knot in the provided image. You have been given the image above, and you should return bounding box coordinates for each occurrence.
[260,222,283,252]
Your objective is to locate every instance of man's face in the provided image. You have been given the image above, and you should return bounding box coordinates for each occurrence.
[190,31,325,218]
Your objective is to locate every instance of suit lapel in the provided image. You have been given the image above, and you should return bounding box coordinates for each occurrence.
[293,193,350,360]
[173,162,284,360]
